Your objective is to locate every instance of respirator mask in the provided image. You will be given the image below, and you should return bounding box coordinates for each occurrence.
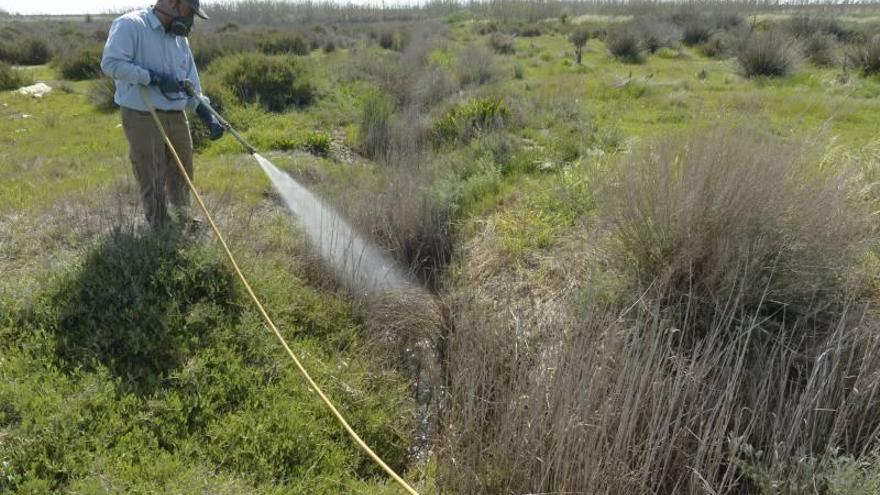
[155,0,207,37]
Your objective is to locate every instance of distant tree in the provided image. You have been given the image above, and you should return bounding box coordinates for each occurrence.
[569,27,590,64]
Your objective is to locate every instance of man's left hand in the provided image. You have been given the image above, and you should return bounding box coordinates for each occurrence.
[195,102,224,141]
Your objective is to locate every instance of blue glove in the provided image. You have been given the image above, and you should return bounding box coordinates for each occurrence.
[195,102,224,141]
[148,69,181,94]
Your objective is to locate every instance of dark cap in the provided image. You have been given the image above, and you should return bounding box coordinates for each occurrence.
[186,0,208,19]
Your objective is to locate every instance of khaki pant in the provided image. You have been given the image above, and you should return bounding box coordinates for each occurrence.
[121,107,193,228]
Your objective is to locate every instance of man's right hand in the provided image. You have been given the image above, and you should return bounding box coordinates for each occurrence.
[148,70,181,94]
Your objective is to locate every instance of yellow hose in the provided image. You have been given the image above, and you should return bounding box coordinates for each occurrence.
[139,87,419,495]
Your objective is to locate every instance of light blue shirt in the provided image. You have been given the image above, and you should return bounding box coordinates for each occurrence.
[101,8,203,112]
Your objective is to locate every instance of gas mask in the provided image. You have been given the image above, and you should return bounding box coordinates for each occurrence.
[155,1,195,37]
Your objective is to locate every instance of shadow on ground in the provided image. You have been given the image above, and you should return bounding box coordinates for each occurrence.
[50,226,240,395]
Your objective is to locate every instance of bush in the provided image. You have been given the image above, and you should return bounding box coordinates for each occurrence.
[598,126,869,316]
[700,31,736,59]
[488,32,515,55]
[737,30,799,78]
[607,28,644,64]
[56,46,103,80]
[568,26,590,64]
[681,19,712,46]
[215,53,314,112]
[190,31,258,66]
[433,97,510,145]
[302,131,331,155]
[378,29,408,51]
[849,35,880,76]
[0,60,26,90]
[17,39,51,65]
[359,90,394,160]
[630,16,680,54]
[804,34,839,66]
[457,46,497,86]
[88,77,117,111]
[786,15,854,43]
[259,33,310,55]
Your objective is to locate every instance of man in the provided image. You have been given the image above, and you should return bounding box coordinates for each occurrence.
[101,0,224,229]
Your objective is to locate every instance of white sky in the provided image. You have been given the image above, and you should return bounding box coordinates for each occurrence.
[0,1,147,15]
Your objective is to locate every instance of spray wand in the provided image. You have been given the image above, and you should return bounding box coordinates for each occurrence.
[180,79,256,155]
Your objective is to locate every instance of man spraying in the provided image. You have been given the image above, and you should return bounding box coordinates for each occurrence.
[101,0,224,229]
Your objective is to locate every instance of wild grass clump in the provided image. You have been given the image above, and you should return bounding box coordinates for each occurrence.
[607,28,644,64]
[737,30,799,78]
[56,45,103,80]
[214,53,313,112]
[599,126,870,318]
[302,131,331,156]
[442,127,880,494]
[0,60,25,90]
[681,18,712,46]
[786,15,855,43]
[433,97,510,145]
[87,77,116,112]
[358,90,395,160]
[804,33,840,66]
[488,32,515,55]
[457,46,498,86]
[443,290,880,493]
[630,16,680,54]
[700,31,737,59]
[849,35,880,76]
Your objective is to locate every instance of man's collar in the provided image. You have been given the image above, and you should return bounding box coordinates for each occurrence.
[146,8,164,32]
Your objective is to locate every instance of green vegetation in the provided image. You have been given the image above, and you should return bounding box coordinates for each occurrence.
[214,53,314,112]
[55,46,104,80]
[0,60,25,90]
[4,2,880,493]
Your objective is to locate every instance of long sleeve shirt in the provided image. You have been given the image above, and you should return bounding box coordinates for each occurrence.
[101,8,202,112]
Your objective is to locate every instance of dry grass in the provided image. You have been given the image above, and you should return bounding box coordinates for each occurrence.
[598,126,871,322]
[439,127,880,494]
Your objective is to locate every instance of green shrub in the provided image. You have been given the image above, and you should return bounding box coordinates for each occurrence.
[0,226,414,493]
[302,131,331,155]
[0,60,24,90]
[215,53,314,112]
[737,30,799,78]
[87,77,116,112]
[849,35,880,76]
[607,28,645,64]
[433,97,510,145]
[259,33,310,55]
[17,39,51,65]
[190,31,258,66]
[488,32,515,55]
[681,20,712,46]
[56,45,103,80]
